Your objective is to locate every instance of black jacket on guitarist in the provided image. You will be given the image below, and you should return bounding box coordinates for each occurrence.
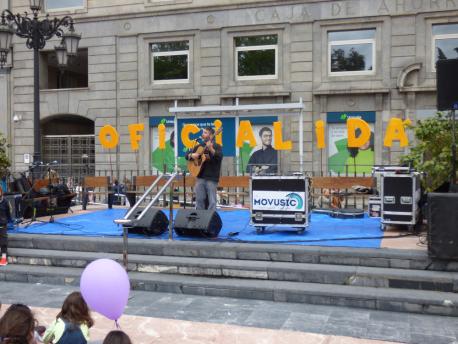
[185,141,223,183]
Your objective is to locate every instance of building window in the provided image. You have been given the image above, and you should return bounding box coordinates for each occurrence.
[235,35,278,80]
[151,41,189,84]
[45,0,84,11]
[40,49,88,90]
[432,24,458,69]
[328,29,376,75]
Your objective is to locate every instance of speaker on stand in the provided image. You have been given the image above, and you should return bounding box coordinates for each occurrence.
[122,207,169,236]
[174,209,222,238]
[436,58,458,185]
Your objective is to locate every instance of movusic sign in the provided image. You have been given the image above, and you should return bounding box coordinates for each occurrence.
[252,191,305,211]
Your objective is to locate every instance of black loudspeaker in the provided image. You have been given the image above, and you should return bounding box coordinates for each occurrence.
[427,193,458,260]
[174,209,222,238]
[123,207,169,236]
[436,59,458,111]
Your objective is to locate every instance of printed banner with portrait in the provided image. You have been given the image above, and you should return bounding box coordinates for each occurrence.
[327,112,376,175]
[239,116,278,175]
[177,117,236,157]
[150,117,187,173]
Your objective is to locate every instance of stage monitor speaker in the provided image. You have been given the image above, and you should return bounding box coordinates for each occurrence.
[174,209,222,238]
[436,59,458,110]
[427,193,458,260]
[123,207,169,236]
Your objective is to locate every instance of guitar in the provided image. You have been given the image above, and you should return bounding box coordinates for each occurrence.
[187,128,222,177]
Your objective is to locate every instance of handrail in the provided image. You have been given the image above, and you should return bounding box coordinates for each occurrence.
[114,172,177,225]
[136,173,176,222]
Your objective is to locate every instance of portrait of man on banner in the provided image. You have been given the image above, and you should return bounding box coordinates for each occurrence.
[246,126,278,174]
[239,117,278,175]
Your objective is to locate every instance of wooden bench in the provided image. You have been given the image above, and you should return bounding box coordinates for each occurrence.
[126,175,156,206]
[128,175,250,208]
[311,176,375,209]
[174,175,249,207]
[217,176,250,206]
[132,176,158,190]
[127,175,193,206]
[175,176,249,207]
[82,176,113,210]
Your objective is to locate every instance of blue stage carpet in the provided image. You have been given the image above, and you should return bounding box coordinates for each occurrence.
[10,209,383,248]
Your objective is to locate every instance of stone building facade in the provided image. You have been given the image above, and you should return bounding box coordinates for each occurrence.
[3,0,456,177]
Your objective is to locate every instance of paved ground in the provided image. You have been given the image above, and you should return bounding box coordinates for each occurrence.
[1,282,457,344]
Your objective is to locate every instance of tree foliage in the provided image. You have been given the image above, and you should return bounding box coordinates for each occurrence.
[0,133,10,178]
[331,48,367,72]
[400,112,457,191]
[238,49,275,76]
[437,47,447,60]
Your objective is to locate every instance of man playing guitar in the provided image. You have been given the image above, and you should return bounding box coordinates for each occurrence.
[185,127,223,210]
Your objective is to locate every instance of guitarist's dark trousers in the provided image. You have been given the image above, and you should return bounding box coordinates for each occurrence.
[195,178,218,210]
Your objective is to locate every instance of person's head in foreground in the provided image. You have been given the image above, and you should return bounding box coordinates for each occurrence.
[57,292,94,328]
[102,330,133,344]
[0,304,36,344]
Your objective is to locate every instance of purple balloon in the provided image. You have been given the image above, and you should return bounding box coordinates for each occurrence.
[80,259,130,320]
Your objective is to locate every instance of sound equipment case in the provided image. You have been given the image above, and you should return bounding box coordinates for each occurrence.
[380,171,422,231]
[250,175,310,234]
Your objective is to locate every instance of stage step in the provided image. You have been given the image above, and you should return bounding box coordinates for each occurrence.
[1,263,458,317]
[7,234,458,316]
[10,233,458,271]
[7,248,458,293]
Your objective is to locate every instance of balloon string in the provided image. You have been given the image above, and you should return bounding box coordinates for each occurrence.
[115,320,121,329]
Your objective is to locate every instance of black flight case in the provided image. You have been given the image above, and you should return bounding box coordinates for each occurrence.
[377,167,422,231]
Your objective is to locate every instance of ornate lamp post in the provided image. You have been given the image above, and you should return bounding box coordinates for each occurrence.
[0,0,81,166]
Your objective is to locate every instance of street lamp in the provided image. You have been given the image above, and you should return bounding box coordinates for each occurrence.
[54,43,68,88]
[0,0,81,168]
[0,22,13,66]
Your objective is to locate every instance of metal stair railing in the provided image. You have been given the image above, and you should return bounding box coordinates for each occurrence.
[114,172,178,268]
[114,172,177,226]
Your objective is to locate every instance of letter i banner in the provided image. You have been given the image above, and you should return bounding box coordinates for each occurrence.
[315,120,325,149]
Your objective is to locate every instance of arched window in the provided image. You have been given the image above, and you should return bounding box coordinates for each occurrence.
[41,115,95,182]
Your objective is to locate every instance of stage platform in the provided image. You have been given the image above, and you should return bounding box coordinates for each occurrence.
[9,206,425,250]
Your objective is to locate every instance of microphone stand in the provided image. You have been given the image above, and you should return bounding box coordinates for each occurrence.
[21,162,48,227]
[46,164,57,223]
[41,161,66,225]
